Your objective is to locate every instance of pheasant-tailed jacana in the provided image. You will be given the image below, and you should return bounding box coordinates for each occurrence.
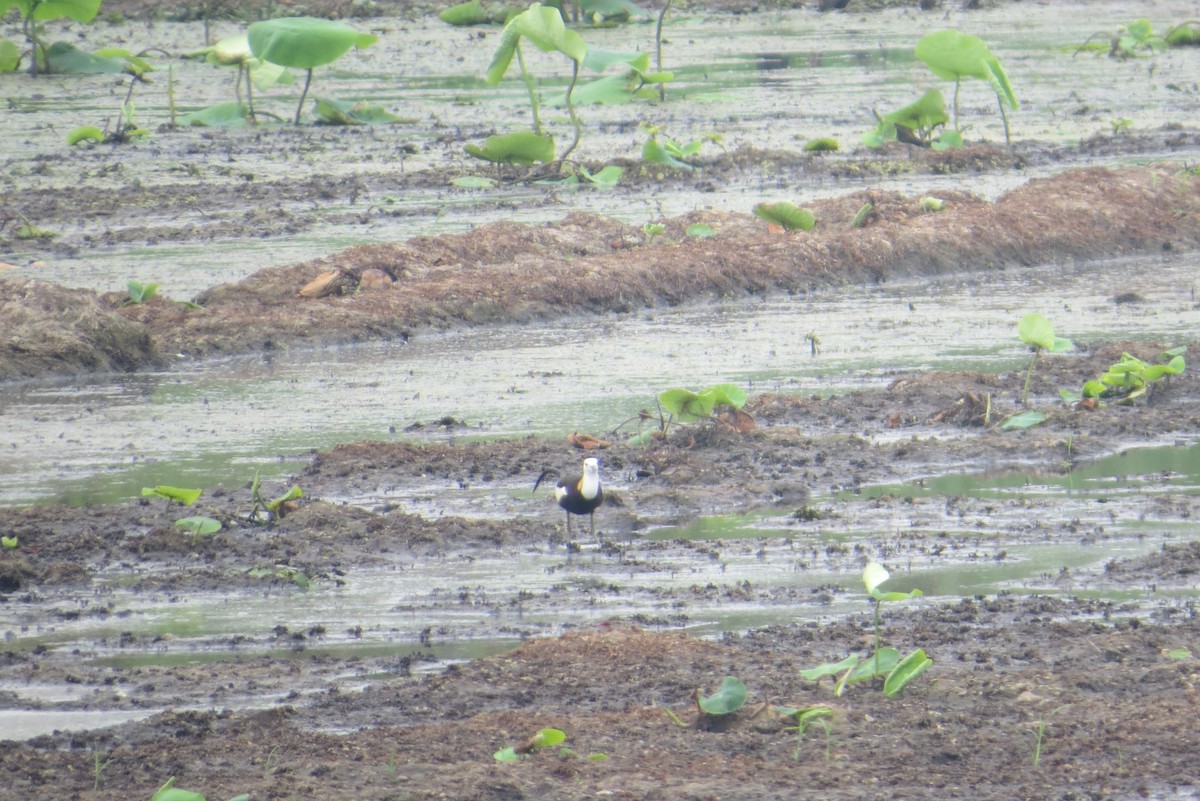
[534,457,603,540]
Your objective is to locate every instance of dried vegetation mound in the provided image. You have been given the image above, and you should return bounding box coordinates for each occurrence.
[0,276,160,380]
[148,165,1200,357]
[2,166,1197,379]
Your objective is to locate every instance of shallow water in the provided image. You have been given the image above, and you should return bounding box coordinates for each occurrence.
[2,1,1199,296]
[4,429,1196,739]
[3,2,1200,742]
[2,251,1197,507]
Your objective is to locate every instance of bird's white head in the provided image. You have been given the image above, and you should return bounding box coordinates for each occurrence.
[580,457,601,497]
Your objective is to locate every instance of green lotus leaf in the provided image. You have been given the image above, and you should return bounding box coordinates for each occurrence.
[698,383,746,409]
[248,17,377,70]
[1000,410,1046,430]
[580,0,648,20]
[642,136,694,169]
[697,676,747,716]
[753,201,815,231]
[848,647,900,683]
[142,485,202,505]
[658,388,714,421]
[181,102,252,127]
[884,649,932,698]
[94,47,153,77]
[67,125,104,145]
[1017,313,1055,351]
[44,42,126,74]
[881,89,947,131]
[440,0,498,26]
[0,39,21,72]
[915,29,1017,110]
[579,164,623,185]
[465,131,555,164]
[451,175,498,188]
[175,516,222,536]
[315,98,406,125]
[800,654,859,681]
[0,0,101,23]
[531,727,566,747]
[486,4,585,85]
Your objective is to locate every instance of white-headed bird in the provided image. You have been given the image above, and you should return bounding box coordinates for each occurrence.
[534,457,603,540]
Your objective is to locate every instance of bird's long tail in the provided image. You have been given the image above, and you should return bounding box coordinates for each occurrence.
[532,468,560,493]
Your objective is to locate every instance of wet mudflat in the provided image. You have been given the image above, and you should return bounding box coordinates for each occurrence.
[2,0,1200,799]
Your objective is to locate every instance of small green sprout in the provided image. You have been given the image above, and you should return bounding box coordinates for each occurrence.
[246,564,310,590]
[777,705,834,761]
[151,775,249,801]
[803,136,839,152]
[863,89,950,149]
[124,280,159,305]
[1017,313,1074,407]
[1,535,18,549]
[1078,18,1167,58]
[249,471,303,524]
[1062,347,1187,406]
[494,727,566,762]
[1110,117,1134,134]
[800,562,930,698]
[1028,705,1068,769]
[92,745,114,792]
[641,222,666,244]
[641,124,724,169]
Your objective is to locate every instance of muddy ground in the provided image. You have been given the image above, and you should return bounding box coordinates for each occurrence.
[3,327,1199,801]
[4,0,1200,798]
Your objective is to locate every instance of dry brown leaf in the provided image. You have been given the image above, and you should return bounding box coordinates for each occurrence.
[358,268,394,291]
[299,270,345,298]
[566,432,611,450]
[715,407,756,432]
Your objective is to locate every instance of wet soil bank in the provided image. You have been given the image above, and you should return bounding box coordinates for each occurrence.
[2,332,1199,798]
[3,598,1198,801]
[4,337,1199,596]
[3,164,1198,381]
